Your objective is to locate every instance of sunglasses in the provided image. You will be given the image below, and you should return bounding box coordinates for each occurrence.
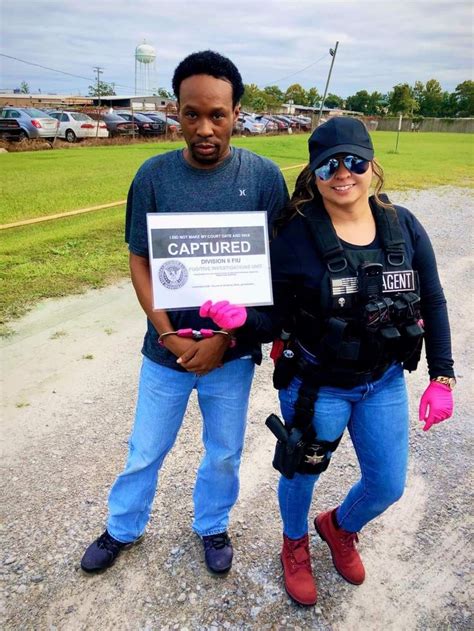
[315,155,370,181]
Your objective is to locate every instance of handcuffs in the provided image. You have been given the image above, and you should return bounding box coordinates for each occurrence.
[158,328,236,348]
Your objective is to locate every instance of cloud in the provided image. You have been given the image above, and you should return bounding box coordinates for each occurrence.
[1,0,472,96]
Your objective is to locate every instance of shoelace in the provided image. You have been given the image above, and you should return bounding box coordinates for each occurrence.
[287,538,311,571]
[97,532,124,553]
[204,533,230,550]
[339,531,359,553]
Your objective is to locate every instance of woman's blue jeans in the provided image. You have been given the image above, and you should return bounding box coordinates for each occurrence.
[278,363,409,538]
[107,356,255,543]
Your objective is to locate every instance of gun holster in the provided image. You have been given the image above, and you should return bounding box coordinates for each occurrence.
[273,350,298,390]
[265,414,306,479]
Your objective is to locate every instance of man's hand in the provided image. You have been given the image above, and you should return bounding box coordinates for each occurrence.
[177,336,229,376]
[162,336,199,361]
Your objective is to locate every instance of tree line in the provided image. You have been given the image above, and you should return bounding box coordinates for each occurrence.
[239,80,474,118]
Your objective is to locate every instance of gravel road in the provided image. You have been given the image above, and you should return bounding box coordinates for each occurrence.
[1,186,473,630]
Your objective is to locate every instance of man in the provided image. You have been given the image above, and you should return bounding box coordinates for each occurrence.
[81,50,288,575]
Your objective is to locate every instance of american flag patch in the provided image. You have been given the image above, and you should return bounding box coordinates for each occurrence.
[331,277,358,296]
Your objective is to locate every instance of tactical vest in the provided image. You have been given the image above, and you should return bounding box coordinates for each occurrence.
[293,195,424,386]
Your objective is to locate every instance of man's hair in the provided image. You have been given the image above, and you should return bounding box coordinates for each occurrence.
[172,50,244,106]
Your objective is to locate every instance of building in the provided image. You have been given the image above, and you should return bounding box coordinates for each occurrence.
[0,93,93,108]
[0,92,176,112]
[88,95,176,111]
[281,103,362,117]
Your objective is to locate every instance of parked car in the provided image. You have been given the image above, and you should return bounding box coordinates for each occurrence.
[0,116,25,141]
[233,116,244,134]
[100,112,138,137]
[114,111,166,136]
[296,114,312,124]
[238,114,265,135]
[0,107,59,141]
[291,115,312,131]
[263,114,289,131]
[141,112,180,132]
[276,114,311,131]
[48,111,108,142]
[274,114,299,130]
[254,115,279,133]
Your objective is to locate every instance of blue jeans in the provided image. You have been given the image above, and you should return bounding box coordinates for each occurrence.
[278,363,409,538]
[107,355,255,542]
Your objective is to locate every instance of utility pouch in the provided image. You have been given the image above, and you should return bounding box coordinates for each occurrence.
[402,335,424,372]
[265,414,305,479]
[272,349,298,390]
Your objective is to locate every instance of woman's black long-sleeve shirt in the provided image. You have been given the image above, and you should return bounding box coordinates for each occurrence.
[243,203,454,379]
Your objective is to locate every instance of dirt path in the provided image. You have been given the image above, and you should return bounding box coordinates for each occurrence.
[1,187,472,630]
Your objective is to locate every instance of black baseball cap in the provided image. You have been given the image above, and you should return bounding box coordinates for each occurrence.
[308,117,374,171]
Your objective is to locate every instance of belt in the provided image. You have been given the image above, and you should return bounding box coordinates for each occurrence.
[295,353,392,389]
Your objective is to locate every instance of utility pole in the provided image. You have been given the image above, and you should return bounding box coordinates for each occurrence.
[316,41,339,127]
[93,66,103,139]
[93,66,103,105]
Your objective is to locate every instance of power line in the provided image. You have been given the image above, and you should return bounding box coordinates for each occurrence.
[267,53,330,85]
[0,52,95,82]
[0,52,158,95]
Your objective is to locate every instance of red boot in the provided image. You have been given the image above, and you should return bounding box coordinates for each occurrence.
[281,533,317,606]
[314,509,365,585]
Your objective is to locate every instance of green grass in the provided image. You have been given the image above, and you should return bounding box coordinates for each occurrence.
[2,132,472,224]
[366,132,473,190]
[1,132,472,332]
[0,142,181,224]
[0,205,127,330]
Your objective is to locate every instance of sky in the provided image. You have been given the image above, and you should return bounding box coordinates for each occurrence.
[1,0,472,98]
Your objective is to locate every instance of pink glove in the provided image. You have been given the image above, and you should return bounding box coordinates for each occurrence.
[199,300,247,329]
[418,381,453,432]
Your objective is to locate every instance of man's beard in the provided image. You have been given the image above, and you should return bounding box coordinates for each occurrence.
[190,145,220,165]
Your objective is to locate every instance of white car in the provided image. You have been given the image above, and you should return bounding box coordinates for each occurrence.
[239,114,265,135]
[48,111,108,142]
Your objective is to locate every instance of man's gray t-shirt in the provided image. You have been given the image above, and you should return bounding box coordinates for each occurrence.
[125,146,289,370]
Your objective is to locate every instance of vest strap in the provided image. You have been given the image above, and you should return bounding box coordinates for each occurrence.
[371,196,405,265]
[303,195,407,269]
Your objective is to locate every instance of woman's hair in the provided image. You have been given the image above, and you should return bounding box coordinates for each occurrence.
[273,159,391,235]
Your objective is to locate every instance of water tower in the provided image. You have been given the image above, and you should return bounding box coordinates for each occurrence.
[134,41,156,95]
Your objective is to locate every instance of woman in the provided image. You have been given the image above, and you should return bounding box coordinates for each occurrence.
[200,117,455,606]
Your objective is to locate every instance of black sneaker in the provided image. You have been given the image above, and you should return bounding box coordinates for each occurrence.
[81,530,141,574]
[202,532,233,575]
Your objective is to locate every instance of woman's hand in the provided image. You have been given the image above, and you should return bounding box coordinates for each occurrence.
[418,381,453,431]
[199,300,247,329]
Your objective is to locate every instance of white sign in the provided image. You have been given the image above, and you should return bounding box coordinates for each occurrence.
[146,211,273,311]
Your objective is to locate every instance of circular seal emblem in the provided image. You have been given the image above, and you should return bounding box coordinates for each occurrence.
[158,260,188,290]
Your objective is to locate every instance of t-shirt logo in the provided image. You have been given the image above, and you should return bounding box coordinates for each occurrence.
[239,189,246,197]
